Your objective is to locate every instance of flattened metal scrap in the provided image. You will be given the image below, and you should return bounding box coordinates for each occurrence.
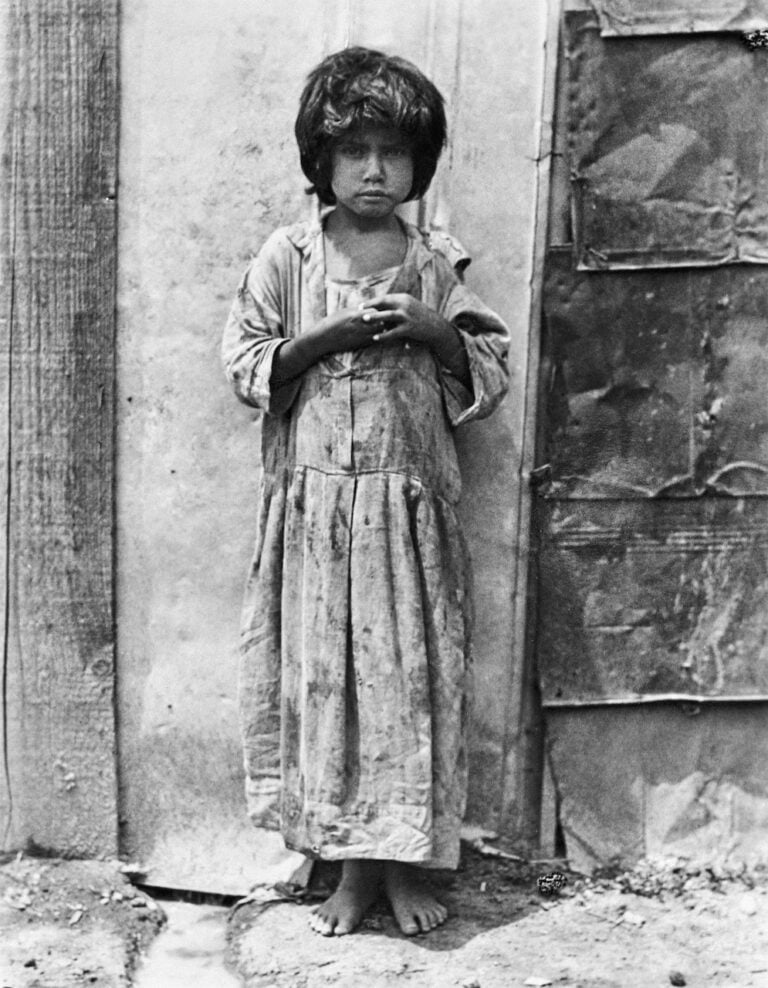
[536,498,768,704]
[546,704,768,872]
[567,18,768,268]
[541,252,768,497]
[589,0,768,37]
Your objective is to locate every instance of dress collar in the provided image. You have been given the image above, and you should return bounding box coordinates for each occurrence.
[284,208,434,273]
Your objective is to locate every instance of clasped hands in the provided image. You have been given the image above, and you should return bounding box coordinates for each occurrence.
[319,293,448,354]
[360,293,441,347]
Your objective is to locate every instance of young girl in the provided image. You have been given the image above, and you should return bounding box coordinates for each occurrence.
[223,46,510,937]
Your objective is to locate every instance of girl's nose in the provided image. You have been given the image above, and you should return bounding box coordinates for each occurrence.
[363,152,384,179]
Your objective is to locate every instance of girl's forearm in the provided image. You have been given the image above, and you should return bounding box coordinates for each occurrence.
[271,332,327,384]
[271,316,472,389]
[428,320,471,388]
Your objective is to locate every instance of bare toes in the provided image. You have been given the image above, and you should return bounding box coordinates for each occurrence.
[309,909,335,936]
[424,908,442,930]
[384,867,449,934]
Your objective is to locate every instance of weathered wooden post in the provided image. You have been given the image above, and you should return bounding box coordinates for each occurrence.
[1,0,119,856]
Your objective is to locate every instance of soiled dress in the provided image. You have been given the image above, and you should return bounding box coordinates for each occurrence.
[222,215,509,870]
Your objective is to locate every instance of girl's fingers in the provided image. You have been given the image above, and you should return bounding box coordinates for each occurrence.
[362,294,405,312]
[361,309,400,326]
[372,326,409,342]
[360,307,387,322]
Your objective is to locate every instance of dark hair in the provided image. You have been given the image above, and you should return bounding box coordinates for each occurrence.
[295,46,446,205]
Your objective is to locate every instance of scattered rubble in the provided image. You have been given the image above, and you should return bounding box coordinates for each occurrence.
[577,853,766,899]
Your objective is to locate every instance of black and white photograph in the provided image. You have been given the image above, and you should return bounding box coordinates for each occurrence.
[2,1,768,985]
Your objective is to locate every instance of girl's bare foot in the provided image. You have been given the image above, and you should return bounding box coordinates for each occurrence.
[383,861,448,935]
[309,859,383,936]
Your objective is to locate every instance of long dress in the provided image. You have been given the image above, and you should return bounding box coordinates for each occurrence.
[222,214,509,870]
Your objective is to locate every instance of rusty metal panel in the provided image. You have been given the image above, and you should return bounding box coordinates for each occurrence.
[536,497,768,704]
[567,17,768,269]
[546,703,768,873]
[541,252,768,497]
[589,0,768,36]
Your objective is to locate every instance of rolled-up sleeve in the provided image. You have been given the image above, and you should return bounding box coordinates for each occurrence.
[439,283,511,427]
[222,234,301,415]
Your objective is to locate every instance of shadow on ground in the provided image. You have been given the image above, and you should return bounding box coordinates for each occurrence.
[376,846,551,950]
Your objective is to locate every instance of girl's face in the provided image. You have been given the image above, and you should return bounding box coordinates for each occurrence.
[330,127,414,220]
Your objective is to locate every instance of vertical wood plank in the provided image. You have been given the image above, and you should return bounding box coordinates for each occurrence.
[1,0,118,856]
[497,0,561,848]
[0,0,14,852]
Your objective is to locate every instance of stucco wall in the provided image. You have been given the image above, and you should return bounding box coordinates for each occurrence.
[117,0,547,889]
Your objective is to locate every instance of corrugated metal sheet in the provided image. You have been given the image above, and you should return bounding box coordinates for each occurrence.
[537,252,768,704]
[546,703,768,873]
[541,252,768,498]
[589,0,768,36]
[567,16,768,268]
[538,7,768,873]
[536,497,768,704]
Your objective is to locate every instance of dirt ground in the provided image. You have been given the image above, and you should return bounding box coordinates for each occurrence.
[2,847,768,988]
[227,848,768,988]
[0,854,165,987]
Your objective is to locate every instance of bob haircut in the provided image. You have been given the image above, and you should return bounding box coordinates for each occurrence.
[295,46,446,206]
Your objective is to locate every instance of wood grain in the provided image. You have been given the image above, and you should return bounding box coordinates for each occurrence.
[1,0,118,855]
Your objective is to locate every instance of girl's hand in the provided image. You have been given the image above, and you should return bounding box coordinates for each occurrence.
[361,293,446,348]
[313,306,385,354]
[271,307,381,384]
[364,292,471,387]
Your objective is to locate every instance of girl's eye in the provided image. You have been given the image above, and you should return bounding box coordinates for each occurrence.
[385,146,410,158]
[339,144,366,158]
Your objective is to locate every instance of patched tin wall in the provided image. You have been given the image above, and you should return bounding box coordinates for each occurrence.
[536,6,768,872]
[545,703,768,871]
[568,22,768,269]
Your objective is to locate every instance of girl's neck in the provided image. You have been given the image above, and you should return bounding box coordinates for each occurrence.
[324,207,407,280]
[326,202,401,236]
